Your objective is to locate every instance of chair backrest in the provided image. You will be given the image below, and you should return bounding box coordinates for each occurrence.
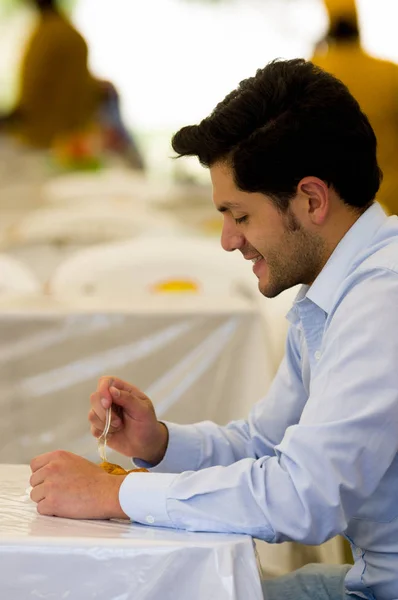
[0,254,41,296]
[49,236,259,299]
[42,169,150,204]
[3,206,179,247]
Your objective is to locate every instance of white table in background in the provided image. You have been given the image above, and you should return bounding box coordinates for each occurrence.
[0,464,263,600]
[0,294,274,467]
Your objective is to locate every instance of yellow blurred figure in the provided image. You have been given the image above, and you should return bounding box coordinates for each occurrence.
[13,0,100,148]
[1,0,145,170]
[313,0,398,214]
[323,0,357,21]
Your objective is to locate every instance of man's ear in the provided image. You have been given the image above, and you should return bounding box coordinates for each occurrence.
[297,176,330,225]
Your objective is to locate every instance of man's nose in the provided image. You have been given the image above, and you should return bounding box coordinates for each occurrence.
[221,219,245,252]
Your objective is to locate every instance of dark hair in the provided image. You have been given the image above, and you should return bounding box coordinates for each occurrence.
[172,59,381,211]
[33,0,56,10]
[328,17,360,42]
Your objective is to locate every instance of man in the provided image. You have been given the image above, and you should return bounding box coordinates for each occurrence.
[313,0,398,215]
[30,59,398,600]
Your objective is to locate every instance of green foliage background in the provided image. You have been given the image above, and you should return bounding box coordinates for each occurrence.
[0,0,77,18]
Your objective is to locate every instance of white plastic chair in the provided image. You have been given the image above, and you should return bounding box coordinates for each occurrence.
[48,235,258,299]
[0,254,41,296]
[42,168,149,204]
[2,205,179,247]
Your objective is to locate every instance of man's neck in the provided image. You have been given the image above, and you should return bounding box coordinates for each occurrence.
[315,204,369,280]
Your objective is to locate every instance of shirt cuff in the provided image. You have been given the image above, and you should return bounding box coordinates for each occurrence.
[133,421,202,473]
[119,471,178,528]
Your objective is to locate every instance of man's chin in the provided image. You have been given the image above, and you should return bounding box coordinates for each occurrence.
[259,287,279,299]
[258,281,275,299]
[258,278,288,299]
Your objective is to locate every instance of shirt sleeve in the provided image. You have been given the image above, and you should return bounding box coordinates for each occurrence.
[121,267,398,544]
[134,323,308,473]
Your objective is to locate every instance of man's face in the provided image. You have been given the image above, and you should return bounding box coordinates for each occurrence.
[210,162,325,298]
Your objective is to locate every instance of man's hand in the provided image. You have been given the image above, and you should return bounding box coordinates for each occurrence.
[88,376,169,465]
[30,450,128,520]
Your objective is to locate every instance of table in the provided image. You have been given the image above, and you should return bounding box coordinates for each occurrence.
[0,295,274,467]
[0,464,263,600]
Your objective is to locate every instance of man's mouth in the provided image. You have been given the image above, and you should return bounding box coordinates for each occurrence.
[244,253,264,264]
[251,255,263,264]
[244,253,267,278]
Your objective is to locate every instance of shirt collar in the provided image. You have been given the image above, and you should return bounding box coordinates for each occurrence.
[305,202,387,314]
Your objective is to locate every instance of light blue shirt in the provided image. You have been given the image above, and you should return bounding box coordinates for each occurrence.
[120,202,398,600]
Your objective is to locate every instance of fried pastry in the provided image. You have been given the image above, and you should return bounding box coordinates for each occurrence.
[100,461,148,475]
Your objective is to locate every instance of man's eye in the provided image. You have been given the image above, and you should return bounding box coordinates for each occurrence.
[235,216,248,225]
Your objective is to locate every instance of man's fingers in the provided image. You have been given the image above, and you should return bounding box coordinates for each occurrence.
[96,376,116,401]
[37,499,55,516]
[93,386,143,419]
[90,390,112,414]
[90,424,115,439]
[95,377,147,416]
[30,452,54,474]
[98,376,144,397]
[30,467,47,488]
[94,377,116,411]
[89,409,121,433]
[109,387,146,412]
[88,406,103,427]
[89,393,121,427]
[90,425,101,439]
[90,377,148,442]
[30,483,46,504]
[90,392,104,415]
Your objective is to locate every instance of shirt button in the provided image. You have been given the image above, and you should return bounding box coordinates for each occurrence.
[314,350,321,360]
[146,515,155,524]
[355,547,363,557]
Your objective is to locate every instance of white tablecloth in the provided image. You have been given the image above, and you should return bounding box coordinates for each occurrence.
[0,295,274,467]
[0,464,263,600]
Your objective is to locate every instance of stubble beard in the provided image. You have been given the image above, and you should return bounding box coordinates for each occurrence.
[259,211,326,298]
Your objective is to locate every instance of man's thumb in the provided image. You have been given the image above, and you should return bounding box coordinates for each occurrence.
[110,386,121,399]
[110,386,130,410]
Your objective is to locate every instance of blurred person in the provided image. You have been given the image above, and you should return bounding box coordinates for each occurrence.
[29,59,398,600]
[1,0,144,169]
[96,79,145,171]
[313,0,398,214]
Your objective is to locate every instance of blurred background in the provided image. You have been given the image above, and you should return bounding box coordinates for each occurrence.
[0,0,397,183]
[0,0,397,579]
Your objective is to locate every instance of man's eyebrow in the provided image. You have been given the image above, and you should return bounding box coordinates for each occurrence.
[216,202,240,213]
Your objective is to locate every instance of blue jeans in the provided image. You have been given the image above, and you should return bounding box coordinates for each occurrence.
[262,564,354,600]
